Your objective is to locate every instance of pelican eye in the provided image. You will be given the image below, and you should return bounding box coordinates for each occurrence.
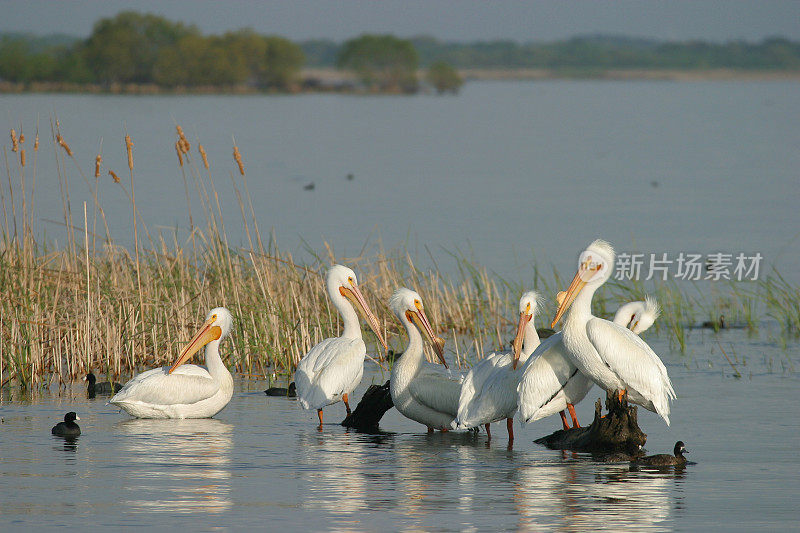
[525,303,531,313]
[212,314,218,320]
[413,299,422,311]
[348,276,355,285]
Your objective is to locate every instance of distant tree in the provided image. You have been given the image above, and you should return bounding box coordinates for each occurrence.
[426,61,463,94]
[83,12,195,84]
[260,36,305,89]
[217,30,304,89]
[337,34,419,93]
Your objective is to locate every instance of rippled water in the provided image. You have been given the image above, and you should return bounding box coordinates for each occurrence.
[1,328,798,530]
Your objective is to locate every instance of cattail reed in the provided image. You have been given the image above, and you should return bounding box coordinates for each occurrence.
[56,134,73,156]
[176,125,189,153]
[233,145,245,175]
[175,141,184,166]
[94,155,101,177]
[1,123,795,391]
[34,133,39,151]
[125,134,133,170]
[198,144,209,169]
[10,128,18,152]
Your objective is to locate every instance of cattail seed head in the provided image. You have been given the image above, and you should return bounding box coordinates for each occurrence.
[198,144,209,169]
[233,145,244,175]
[125,134,133,170]
[34,133,39,151]
[56,134,73,156]
[175,141,184,167]
[20,149,25,167]
[19,133,25,144]
[10,129,18,152]
[94,154,102,178]
[109,169,120,183]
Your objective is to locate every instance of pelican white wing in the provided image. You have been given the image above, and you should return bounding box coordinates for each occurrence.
[456,352,520,428]
[518,333,592,423]
[408,362,463,417]
[111,365,222,407]
[585,318,675,423]
[295,337,366,410]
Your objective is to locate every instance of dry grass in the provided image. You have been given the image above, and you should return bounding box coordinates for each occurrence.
[1,118,797,389]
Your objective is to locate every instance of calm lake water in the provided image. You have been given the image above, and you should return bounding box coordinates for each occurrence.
[1,82,799,530]
[1,80,798,280]
[1,328,798,531]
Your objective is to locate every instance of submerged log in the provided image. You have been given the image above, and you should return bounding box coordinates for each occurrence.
[534,391,647,455]
[341,380,393,430]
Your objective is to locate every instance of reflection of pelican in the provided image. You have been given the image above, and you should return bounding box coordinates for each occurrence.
[110,308,234,419]
[455,291,541,443]
[515,458,674,530]
[518,290,664,428]
[295,265,387,427]
[551,240,675,424]
[117,418,233,514]
[389,288,460,431]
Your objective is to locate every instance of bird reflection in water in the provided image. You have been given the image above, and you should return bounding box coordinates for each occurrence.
[297,429,396,519]
[515,454,683,531]
[116,418,233,515]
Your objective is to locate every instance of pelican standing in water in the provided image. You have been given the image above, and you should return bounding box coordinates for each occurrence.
[389,288,461,431]
[517,293,662,429]
[295,265,387,428]
[110,307,234,419]
[551,240,675,424]
[454,291,542,443]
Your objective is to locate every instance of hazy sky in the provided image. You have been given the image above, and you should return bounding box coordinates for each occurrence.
[1,0,798,42]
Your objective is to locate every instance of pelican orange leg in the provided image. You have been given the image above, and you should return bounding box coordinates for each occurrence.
[343,393,351,415]
[506,418,514,443]
[485,423,492,440]
[567,403,580,428]
[560,410,570,431]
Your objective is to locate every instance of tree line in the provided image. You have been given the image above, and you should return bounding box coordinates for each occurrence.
[1,11,798,93]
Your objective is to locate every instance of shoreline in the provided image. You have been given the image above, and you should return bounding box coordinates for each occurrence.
[1,68,798,95]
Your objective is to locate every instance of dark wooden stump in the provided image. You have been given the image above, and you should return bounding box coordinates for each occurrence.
[341,380,393,431]
[534,391,647,455]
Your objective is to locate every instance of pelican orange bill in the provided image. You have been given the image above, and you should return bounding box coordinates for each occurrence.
[512,310,532,370]
[340,283,388,352]
[169,316,222,374]
[406,307,447,368]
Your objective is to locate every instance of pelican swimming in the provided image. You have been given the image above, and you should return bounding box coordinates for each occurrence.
[295,265,387,428]
[110,307,234,419]
[389,288,461,431]
[550,239,675,424]
[453,291,541,443]
[517,293,662,429]
[613,296,661,334]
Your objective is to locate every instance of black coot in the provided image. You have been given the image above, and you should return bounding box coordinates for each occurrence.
[85,372,125,397]
[264,382,296,397]
[51,412,81,437]
[633,441,688,466]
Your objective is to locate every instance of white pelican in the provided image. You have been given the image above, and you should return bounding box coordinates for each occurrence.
[551,239,675,424]
[453,291,542,443]
[389,287,461,431]
[613,296,661,334]
[110,307,234,419]
[295,264,387,428]
[517,293,662,429]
